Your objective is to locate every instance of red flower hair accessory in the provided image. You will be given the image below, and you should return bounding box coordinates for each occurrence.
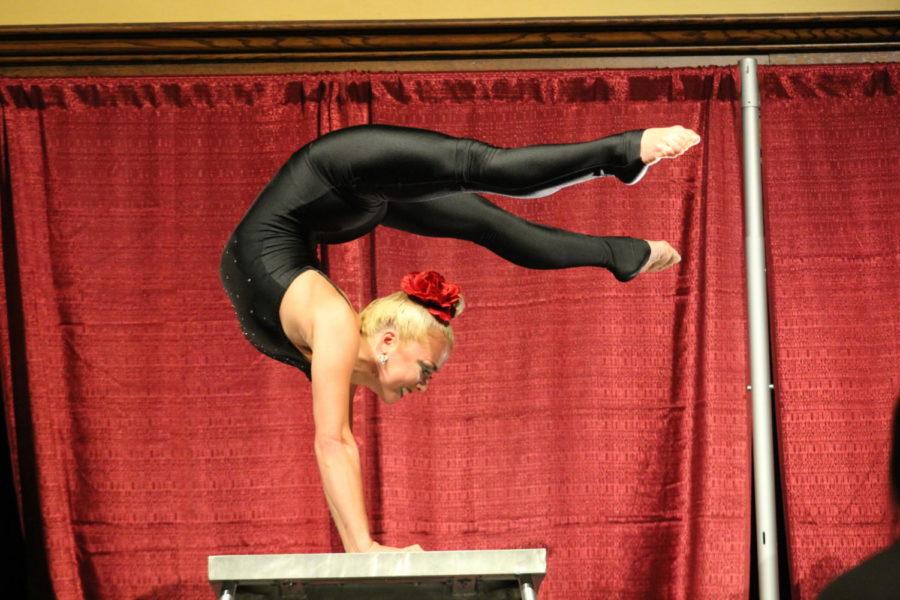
[400,271,462,326]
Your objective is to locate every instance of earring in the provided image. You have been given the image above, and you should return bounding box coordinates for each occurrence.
[377,353,388,365]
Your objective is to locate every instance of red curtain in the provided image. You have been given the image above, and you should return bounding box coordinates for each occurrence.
[0,64,890,600]
[761,64,900,598]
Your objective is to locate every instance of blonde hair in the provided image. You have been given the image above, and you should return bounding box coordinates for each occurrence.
[359,291,465,348]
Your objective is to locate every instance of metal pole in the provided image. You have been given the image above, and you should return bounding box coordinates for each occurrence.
[218,583,236,600]
[740,57,781,600]
[519,578,537,600]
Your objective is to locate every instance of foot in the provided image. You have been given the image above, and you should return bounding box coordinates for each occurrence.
[638,240,681,275]
[640,126,701,166]
[605,238,680,282]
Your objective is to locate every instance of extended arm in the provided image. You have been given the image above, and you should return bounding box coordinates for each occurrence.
[309,300,372,553]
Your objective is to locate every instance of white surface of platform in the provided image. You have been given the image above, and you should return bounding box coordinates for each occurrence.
[209,548,546,582]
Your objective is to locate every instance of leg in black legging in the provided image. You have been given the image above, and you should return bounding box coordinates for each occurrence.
[381,191,650,280]
[310,124,649,206]
[458,130,649,196]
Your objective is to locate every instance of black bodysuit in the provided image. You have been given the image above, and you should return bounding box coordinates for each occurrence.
[220,124,651,378]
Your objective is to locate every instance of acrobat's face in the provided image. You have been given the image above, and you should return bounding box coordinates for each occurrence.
[375,330,449,405]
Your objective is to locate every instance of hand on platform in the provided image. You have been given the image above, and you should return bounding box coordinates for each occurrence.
[365,540,425,552]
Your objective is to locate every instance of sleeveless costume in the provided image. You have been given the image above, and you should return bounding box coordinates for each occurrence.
[220,124,651,378]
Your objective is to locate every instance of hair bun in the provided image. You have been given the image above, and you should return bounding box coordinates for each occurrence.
[400,271,463,326]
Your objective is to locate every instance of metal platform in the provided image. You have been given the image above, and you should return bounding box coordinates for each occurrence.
[208,548,547,599]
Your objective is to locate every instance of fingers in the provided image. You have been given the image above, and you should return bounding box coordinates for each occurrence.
[367,541,425,552]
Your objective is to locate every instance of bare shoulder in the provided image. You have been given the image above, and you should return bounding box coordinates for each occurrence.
[279,270,359,353]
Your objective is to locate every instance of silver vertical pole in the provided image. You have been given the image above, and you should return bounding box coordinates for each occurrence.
[740,57,781,600]
[519,579,537,600]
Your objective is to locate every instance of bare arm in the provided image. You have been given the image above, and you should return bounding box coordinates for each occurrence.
[309,299,372,553]
[282,271,420,552]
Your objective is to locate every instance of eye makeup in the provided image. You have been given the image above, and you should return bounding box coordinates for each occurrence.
[417,360,437,386]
